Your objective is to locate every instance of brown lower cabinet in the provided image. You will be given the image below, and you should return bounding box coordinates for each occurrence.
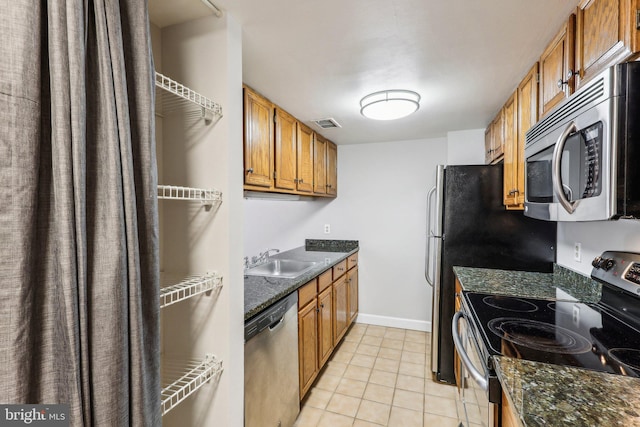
[298,251,359,400]
[502,391,520,427]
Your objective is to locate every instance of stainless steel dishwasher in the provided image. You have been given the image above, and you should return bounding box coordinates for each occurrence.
[244,292,299,427]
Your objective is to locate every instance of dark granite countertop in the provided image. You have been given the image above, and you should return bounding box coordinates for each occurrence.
[244,241,358,321]
[453,264,601,303]
[494,357,640,427]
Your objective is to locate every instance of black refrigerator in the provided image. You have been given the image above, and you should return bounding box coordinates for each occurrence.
[426,164,556,384]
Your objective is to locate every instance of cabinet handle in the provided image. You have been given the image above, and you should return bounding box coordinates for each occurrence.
[293,178,298,183]
[300,179,304,183]
[316,307,320,313]
[320,303,325,308]
[556,70,576,88]
[247,168,254,174]
[508,189,520,195]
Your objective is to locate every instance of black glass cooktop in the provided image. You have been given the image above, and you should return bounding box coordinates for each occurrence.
[464,292,640,377]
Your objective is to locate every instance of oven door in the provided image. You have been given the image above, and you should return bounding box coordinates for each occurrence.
[452,311,496,427]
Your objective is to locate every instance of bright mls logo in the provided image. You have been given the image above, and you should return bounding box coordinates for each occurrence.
[0,405,69,426]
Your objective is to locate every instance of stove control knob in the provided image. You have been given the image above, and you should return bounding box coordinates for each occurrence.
[592,256,602,269]
[603,258,616,271]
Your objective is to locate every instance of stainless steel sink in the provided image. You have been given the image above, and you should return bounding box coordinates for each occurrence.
[245,259,318,278]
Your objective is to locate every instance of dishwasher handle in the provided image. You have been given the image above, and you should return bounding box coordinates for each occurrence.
[268,315,286,332]
[452,311,488,391]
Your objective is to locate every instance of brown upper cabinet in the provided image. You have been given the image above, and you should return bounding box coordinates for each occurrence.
[515,64,539,208]
[243,85,337,197]
[326,141,338,196]
[488,64,538,209]
[485,113,504,165]
[539,14,576,117]
[502,91,519,208]
[575,0,640,89]
[274,107,298,191]
[296,123,315,193]
[243,87,273,188]
[313,134,327,195]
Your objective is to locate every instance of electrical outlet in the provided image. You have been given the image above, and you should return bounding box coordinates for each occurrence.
[324,224,330,234]
[574,242,582,262]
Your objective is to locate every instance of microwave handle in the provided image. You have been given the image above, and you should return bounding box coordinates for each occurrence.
[552,121,579,214]
[452,311,488,391]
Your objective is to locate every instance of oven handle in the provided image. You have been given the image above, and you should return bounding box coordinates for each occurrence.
[552,121,578,214]
[452,311,488,392]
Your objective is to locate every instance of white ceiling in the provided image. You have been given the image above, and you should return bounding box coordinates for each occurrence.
[149,0,579,145]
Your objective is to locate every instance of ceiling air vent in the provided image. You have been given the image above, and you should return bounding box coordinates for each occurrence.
[313,118,342,129]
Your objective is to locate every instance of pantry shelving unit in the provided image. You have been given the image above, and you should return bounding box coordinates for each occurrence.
[160,272,223,308]
[156,72,224,416]
[157,185,222,211]
[161,355,223,416]
[155,72,223,124]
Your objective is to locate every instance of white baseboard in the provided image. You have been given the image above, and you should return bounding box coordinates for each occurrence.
[355,313,432,332]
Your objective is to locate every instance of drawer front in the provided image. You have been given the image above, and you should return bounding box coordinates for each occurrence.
[318,269,333,292]
[298,279,317,309]
[333,260,347,280]
[347,252,358,270]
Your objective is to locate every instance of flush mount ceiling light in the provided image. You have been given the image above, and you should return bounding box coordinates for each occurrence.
[360,89,421,120]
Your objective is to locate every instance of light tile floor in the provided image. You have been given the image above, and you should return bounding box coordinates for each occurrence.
[294,323,482,427]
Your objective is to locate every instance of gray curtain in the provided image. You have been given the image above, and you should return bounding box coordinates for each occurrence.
[0,0,160,425]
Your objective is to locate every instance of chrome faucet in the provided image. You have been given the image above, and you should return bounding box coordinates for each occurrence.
[261,248,280,261]
[245,249,280,270]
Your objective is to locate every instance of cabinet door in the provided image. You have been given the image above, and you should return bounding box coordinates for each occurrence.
[348,266,358,324]
[502,392,520,427]
[540,15,575,117]
[575,0,639,89]
[332,276,349,345]
[484,125,493,164]
[490,113,504,164]
[502,91,518,207]
[296,123,314,193]
[243,87,273,188]
[298,300,318,399]
[516,64,539,207]
[318,287,334,367]
[274,108,297,191]
[313,135,327,195]
[326,141,338,196]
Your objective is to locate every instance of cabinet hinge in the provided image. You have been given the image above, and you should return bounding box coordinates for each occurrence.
[536,73,540,83]
[273,171,277,179]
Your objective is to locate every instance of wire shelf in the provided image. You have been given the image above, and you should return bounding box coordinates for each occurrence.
[157,185,222,208]
[160,272,222,308]
[161,354,223,416]
[155,72,222,124]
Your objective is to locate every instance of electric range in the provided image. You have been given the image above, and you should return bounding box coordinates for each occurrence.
[463,251,640,377]
[453,251,640,426]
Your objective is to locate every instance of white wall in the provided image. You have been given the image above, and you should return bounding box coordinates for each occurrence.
[557,220,640,275]
[446,129,485,165]
[244,137,448,330]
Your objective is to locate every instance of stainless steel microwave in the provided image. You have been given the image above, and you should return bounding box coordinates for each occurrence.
[524,61,640,221]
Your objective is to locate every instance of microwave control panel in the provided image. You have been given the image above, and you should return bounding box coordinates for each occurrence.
[625,263,640,285]
[581,122,602,199]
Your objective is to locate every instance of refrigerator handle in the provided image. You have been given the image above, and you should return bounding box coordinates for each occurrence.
[425,186,436,286]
